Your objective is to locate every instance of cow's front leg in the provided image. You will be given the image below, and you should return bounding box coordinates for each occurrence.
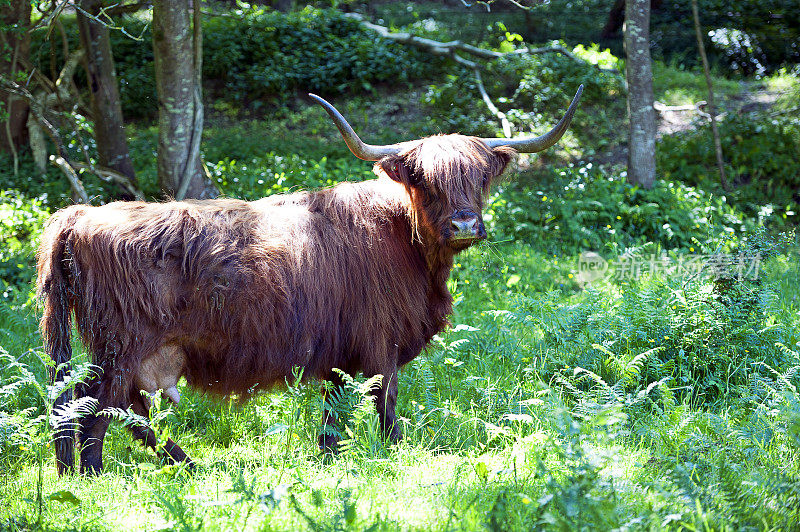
[366,363,402,443]
[128,388,192,466]
[319,370,346,452]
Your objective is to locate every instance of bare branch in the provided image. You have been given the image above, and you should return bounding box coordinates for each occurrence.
[103,1,152,16]
[3,37,21,176]
[0,74,89,201]
[345,14,481,69]
[474,69,512,137]
[503,0,534,11]
[72,4,151,41]
[71,162,145,201]
[344,13,617,73]
[30,0,71,36]
[51,156,90,203]
[691,0,728,191]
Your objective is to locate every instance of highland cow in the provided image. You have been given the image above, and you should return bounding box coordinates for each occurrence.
[37,87,582,474]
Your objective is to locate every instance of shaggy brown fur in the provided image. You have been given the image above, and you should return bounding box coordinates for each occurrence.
[37,135,515,474]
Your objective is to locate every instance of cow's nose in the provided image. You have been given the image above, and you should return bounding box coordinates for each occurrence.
[451,212,481,238]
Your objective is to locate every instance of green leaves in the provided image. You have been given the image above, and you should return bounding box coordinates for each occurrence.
[203,7,434,106]
[0,191,50,294]
[658,113,800,224]
[490,165,759,256]
[46,490,81,506]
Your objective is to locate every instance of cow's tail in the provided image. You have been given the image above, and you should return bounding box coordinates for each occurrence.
[37,214,77,474]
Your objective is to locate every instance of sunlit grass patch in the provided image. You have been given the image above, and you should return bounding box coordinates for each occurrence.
[652,60,743,106]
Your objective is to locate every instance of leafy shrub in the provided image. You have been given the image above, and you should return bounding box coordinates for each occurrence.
[487,164,760,256]
[650,0,800,75]
[658,113,800,220]
[204,7,438,107]
[30,7,438,119]
[0,192,50,294]
[501,0,799,75]
[481,259,791,408]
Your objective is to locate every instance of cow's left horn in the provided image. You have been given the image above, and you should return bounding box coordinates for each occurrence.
[483,85,584,153]
[309,94,402,161]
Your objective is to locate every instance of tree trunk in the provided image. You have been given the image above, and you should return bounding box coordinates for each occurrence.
[152,0,216,200]
[602,0,662,39]
[691,0,729,191]
[77,0,139,193]
[0,0,32,157]
[624,0,657,189]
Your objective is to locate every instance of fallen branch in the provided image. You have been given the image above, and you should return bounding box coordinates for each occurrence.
[654,100,706,112]
[344,13,617,73]
[654,100,727,122]
[769,105,799,117]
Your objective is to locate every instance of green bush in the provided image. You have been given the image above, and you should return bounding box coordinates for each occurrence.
[658,114,800,220]
[30,7,438,119]
[0,191,50,294]
[204,7,438,107]
[487,164,761,256]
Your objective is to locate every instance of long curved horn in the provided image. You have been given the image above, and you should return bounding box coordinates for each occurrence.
[483,85,584,153]
[309,94,402,161]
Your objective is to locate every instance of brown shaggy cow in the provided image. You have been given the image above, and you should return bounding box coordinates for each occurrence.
[38,88,582,474]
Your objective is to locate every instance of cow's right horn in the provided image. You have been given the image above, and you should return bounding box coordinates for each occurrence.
[309,94,402,161]
[483,85,584,153]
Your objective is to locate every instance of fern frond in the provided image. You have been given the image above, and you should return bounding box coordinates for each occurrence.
[51,396,98,431]
[100,406,150,429]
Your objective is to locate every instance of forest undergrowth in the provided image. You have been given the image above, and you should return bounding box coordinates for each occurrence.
[1,4,799,530]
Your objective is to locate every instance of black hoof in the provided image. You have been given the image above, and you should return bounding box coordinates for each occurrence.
[80,462,103,476]
[318,433,340,454]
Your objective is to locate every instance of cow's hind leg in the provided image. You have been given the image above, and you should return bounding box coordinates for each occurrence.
[76,377,111,475]
[128,389,192,466]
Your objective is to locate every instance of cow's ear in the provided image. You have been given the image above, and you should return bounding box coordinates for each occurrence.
[492,146,516,175]
[380,157,408,184]
[380,157,419,186]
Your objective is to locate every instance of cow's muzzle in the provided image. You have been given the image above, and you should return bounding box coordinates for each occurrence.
[450,211,486,241]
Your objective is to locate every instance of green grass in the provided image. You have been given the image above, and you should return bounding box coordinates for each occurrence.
[1,178,798,529]
[1,238,799,530]
[652,61,744,106]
